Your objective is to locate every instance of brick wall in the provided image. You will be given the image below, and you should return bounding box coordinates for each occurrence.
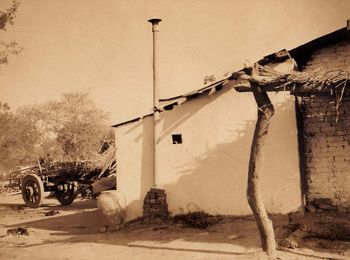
[303,40,350,72]
[300,96,350,210]
[300,38,350,211]
[143,188,168,221]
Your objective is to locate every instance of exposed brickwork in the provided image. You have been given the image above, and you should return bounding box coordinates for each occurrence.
[300,39,350,210]
[300,96,350,210]
[143,188,169,221]
[303,40,350,72]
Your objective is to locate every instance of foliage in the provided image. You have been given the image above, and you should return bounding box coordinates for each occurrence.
[203,74,216,85]
[0,0,19,30]
[0,92,110,178]
[18,92,110,162]
[0,0,22,66]
[174,211,222,229]
[0,1,23,178]
[0,103,40,176]
[0,3,109,176]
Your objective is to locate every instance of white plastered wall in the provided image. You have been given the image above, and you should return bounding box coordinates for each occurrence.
[115,116,154,220]
[115,88,302,219]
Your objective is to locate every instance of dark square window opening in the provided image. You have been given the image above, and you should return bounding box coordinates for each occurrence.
[172,134,182,144]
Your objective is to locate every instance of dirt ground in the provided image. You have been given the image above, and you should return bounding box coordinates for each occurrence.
[0,192,349,260]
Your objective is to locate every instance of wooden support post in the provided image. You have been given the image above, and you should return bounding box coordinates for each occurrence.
[36,157,43,174]
[247,81,277,258]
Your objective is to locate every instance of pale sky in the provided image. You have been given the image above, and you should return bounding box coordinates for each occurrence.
[0,0,349,124]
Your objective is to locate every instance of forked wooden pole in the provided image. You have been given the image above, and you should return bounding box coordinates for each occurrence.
[247,66,277,258]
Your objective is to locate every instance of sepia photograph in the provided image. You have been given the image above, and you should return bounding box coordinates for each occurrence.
[0,0,350,259]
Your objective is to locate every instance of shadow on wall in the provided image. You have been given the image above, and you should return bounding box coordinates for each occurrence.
[161,99,302,216]
[121,87,234,220]
[157,87,231,144]
[118,117,154,220]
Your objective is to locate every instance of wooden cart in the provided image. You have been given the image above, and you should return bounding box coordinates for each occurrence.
[17,161,101,208]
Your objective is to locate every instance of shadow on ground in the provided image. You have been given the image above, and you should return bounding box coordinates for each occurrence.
[1,194,349,259]
[0,194,265,256]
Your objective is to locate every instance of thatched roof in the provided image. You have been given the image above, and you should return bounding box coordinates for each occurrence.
[233,65,350,96]
[284,70,349,95]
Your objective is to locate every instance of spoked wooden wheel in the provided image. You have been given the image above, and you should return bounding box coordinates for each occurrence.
[21,174,45,208]
[55,183,77,206]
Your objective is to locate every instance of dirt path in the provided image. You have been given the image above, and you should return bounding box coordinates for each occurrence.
[0,193,349,260]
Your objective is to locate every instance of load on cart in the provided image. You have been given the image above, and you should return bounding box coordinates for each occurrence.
[8,140,116,208]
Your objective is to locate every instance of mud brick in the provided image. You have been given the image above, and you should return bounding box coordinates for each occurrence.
[313,198,332,206]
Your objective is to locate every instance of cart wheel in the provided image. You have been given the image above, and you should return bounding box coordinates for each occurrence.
[55,183,77,206]
[21,174,45,208]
